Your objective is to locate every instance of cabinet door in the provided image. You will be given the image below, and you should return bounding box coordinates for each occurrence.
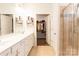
[11,40,26,56]
[25,34,34,55]
[24,37,30,55]
[18,40,25,56]
[28,34,34,46]
[10,33,34,56]
[11,43,20,56]
[0,48,11,56]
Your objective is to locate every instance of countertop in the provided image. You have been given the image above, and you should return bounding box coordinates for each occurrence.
[0,27,34,54]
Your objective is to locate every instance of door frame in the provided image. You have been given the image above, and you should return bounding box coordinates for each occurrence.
[35,14,51,46]
[59,6,64,55]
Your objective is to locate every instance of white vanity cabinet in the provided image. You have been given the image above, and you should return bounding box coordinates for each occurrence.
[11,43,20,56]
[11,37,26,56]
[24,33,34,55]
[11,33,34,56]
[17,39,25,56]
[0,33,34,56]
[0,48,11,56]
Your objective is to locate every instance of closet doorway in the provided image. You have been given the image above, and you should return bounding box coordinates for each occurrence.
[36,14,50,46]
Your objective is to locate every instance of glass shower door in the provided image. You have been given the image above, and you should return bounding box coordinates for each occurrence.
[62,3,79,56]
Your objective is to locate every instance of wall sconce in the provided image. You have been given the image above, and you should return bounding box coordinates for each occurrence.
[16,16,23,24]
[31,17,33,22]
[27,16,33,24]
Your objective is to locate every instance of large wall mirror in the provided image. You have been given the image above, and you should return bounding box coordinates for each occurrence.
[0,14,34,36]
[0,14,13,36]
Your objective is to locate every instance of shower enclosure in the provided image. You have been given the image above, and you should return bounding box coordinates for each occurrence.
[60,3,79,55]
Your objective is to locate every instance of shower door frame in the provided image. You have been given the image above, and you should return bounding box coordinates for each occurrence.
[59,4,79,56]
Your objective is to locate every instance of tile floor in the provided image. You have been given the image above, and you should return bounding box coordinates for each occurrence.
[37,38,49,46]
[28,46,56,56]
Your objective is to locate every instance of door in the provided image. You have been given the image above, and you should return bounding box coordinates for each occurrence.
[60,4,79,56]
[36,14,50,46]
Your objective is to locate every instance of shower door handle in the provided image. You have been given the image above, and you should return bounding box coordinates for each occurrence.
[73,28,78,33]
[73,30,76,33]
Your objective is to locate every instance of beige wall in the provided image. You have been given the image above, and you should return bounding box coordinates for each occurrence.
[37,15,47,22]
[50,4,60,55]
[46,15,51,45]
[0,3,16,14]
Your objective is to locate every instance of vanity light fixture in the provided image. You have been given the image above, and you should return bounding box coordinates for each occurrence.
[16,16,23,24]
[27,16,34,24]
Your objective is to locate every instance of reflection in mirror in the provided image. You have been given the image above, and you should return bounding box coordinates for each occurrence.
[0,14,13,36]
[14,16,24,33]
[16,16,23,24]
[27,16,34,24]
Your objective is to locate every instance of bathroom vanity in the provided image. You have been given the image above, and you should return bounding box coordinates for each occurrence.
[0,32,34,56]
[0,14,35,56]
